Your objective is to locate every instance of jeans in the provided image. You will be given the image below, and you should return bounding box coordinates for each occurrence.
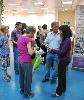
[19,62,32,94]
[13,47,19,73]
[44,53,59,80]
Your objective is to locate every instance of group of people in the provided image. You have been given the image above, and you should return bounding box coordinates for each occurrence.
[0,21,72,98]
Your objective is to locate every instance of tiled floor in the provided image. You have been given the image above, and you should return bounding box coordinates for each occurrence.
[0,62,84,100]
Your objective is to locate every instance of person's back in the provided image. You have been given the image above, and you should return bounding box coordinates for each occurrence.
[17,36,32,63]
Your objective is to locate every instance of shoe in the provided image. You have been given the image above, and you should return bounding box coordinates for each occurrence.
[51,93,60,97]
[15,71,19,75]
[50,79,56,84]
[7,74,11,79]
[3,76,11,81]
[24,92,34,98]
[20,90,24,95]
[42,78,49,82]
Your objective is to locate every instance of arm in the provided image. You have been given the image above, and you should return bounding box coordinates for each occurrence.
[11,32,17,44]
[27,42,35,55]
[11,37,17,44]
[54,38,71,55]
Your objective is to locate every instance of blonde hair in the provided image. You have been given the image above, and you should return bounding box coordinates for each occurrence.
[0,25,7,32]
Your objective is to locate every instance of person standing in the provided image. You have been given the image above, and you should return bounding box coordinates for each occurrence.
[42,22,61,84]
[17,26,36,98]
[11,22,22,74]
[51,25,72,97]
[0,25,11,81]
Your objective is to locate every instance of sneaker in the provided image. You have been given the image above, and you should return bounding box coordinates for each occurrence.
[24,92,34,98]
[15,71,19,75]
[42,78,49,82]
[3,76,11,81]
[50,79,56,84]
[7,74,11,79]
[51,93,60,97]
[20,90,24,95]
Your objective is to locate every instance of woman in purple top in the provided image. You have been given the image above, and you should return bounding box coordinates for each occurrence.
[17,26,36,98]
[51,25,72,97]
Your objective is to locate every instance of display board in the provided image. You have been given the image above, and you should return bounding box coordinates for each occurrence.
[72,5,84,71]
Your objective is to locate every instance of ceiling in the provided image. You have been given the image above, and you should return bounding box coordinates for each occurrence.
[3,0,84,15]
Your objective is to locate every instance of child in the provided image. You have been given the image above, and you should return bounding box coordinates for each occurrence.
[0,25,11,81]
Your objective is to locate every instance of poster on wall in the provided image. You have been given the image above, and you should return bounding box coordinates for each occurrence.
[72,5,84,71]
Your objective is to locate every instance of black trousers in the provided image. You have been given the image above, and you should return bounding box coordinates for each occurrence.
[56,60,70,95]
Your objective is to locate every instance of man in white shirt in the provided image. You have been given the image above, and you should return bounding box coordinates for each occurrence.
[42,22,61,84]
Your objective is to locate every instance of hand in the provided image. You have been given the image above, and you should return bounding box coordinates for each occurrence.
[48,48,53,52]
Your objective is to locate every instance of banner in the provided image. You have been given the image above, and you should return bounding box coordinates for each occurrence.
[72,5,84,70]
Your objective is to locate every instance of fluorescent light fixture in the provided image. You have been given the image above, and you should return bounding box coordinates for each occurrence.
[8,4,19,6]
[28,12,34,13]
[62,1,72,4]
[41,8,48,10]
[34,2,43,5]
[21,9,29,11]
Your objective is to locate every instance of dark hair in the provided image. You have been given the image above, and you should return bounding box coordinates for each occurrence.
[59,25,72,39]
[22,23,26,29]
[26,26,36,34]
[15,22,22,28]
[51,21,59,28]
[42,24,47,29]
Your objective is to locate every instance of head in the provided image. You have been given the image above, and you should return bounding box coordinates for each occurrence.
[15,22,22,30]
[0,25,9,35]
[22,23,26,29]
[59,25,72,39]
[38,26,42,30]
[26,26,36,38]
[51,21,59,33]
[42,24,47,30]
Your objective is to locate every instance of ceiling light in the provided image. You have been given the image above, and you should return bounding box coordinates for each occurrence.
[41,8,48,10]
[21,9,29,11]
[62,1,72,4]
[34,2,43,5]
[8,4,19,6]
[28,12,34,14]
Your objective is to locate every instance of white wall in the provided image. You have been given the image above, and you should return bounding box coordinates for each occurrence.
[2,14,55,35]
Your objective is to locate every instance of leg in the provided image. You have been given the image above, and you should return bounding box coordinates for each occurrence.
[42,53,52,82]
[19,63,24,93]
[2,56,10,81]
[13,47,19,74]
[6,55,11,79]
[56,61,69,95]
[24,63,32,95]
[51,54,59,83]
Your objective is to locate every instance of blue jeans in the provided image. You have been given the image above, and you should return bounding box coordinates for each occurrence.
[13,47,19,73]
[44,53,59,80]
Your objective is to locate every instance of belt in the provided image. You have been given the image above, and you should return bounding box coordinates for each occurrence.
[48,50,57,54]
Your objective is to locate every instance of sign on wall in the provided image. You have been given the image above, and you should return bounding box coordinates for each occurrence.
[72,5,84,70]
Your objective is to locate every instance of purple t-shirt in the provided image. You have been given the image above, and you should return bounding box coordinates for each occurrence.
[17,36,32,62]
[11,29,22,47]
